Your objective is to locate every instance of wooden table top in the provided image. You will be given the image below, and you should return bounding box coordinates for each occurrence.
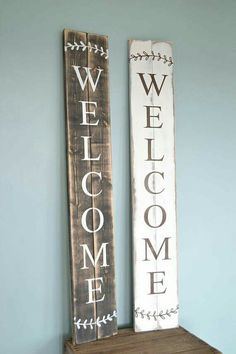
[65,326,222,353]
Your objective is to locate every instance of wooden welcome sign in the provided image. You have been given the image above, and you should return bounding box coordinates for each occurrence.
[129,40,179,332]
[63,29,117,344]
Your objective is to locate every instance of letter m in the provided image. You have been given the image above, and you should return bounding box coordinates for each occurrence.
[80,242,109,269]
[72,66,103,92]
[142,237,171,261]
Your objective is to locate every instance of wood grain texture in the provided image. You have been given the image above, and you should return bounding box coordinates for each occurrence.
[129,40,178,332]
[64,29,117,345]
[87,32,117,340]
[64,327,222,354]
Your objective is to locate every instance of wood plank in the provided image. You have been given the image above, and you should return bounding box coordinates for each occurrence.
[64,327,222,353]
[63,29,117,345]
[129,39,178,332]
[87,32,117,340]
[64,29,96,345]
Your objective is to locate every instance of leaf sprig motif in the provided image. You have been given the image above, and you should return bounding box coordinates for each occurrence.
[129,51,173,66]
[65,40,109,59]
[74,310,117,330]
[134,305,179,321]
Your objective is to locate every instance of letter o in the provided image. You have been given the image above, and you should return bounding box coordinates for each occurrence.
[81,208,104,233]
[144,205,166,228]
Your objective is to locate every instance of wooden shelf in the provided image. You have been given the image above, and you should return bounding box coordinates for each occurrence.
[64,327,221,353]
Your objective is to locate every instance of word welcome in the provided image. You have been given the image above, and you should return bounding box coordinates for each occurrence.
[137,72,171,296]
[73,65,109,305]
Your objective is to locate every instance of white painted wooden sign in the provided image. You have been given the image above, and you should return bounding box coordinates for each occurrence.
[129,40,178,332]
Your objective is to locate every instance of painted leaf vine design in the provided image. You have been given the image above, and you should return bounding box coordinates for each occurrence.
[65,40,109,59]
[134,305,179,321]
[129,51,173,66]
[74,310,117,330]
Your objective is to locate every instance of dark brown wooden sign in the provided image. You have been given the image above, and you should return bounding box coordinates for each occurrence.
[63,29,117,345]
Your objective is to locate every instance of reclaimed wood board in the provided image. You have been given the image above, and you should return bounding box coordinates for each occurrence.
[63,29,117,345]
[64,327,222,354]
[129,40,178,332]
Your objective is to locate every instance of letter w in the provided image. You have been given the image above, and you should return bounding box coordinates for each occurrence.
[142,237,171,261]
[72,66,103,92]
[80,242,109,269]
[137,73,168,96]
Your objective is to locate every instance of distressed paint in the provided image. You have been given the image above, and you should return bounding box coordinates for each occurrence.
[64,29,117,344]
[129,39,178,332]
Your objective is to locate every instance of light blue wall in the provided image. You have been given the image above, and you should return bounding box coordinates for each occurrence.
[0,0,235,353]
